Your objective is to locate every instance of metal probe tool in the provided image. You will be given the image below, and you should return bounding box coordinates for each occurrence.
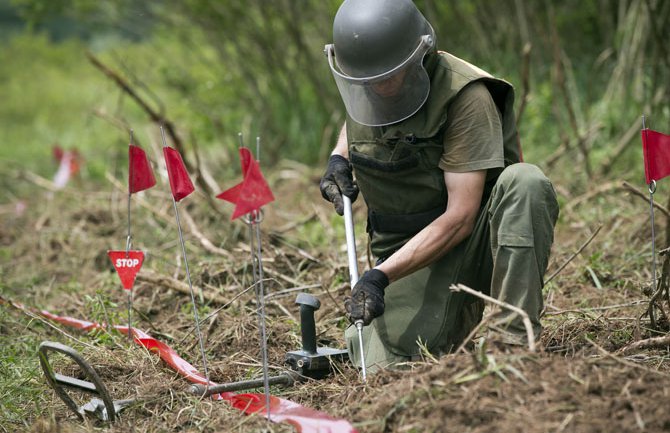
[342,195,367,382]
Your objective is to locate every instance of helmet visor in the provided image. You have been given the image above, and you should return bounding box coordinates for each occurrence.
[326,35,433,127]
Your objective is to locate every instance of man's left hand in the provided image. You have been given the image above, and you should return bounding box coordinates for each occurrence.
[345,269,389,326]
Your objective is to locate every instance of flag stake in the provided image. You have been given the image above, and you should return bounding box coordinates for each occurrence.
[126,130,135,342]
[118,131,155,342]
[643,115,659,327]
[241,134,271,419]
[247,211,271,419]
[217,134,275,416]
[160,126,210,388]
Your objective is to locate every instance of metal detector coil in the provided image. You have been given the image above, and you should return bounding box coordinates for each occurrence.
[38,341,133,422]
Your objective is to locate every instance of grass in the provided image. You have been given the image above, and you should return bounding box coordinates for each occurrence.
[4,141,670,432]
[2,8,670,430]
[0,34,120,178]
[0,306,51,431]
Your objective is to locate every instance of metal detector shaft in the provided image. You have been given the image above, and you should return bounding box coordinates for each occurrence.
[342,195,367,382]
[189,372,297,397]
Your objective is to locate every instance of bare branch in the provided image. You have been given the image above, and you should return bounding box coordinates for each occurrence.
[450,284,535,352]
[545,225,603,286]
[86,51,220,211]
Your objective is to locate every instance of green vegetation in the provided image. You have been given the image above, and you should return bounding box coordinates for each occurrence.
[0,307,50,429]
[2,1,670,432]
[0,0,667,190]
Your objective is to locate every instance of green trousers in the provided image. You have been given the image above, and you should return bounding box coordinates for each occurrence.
[345,163,559,372]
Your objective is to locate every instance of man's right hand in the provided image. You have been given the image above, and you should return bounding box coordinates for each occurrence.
[344,269,389,326]
[319,154,359,215]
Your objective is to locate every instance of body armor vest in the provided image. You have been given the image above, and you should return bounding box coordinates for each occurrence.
[347,51,522,258]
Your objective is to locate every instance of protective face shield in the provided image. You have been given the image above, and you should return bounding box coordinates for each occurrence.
[325,0,436,127]
[325,34,434,127]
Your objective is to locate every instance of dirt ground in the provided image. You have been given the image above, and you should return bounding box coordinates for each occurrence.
[3,161,670,433]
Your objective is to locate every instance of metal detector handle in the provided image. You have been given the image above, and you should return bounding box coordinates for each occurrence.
[342,194,367,381]
[190,372,298,397]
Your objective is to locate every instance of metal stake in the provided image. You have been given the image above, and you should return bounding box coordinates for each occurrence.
[126,129,134,342]
[249,210,270,419]
[254,192,271,416]
[343,195,367,382]
[160,126,210,388]
[643,115,660,326]
[241,133,271,418]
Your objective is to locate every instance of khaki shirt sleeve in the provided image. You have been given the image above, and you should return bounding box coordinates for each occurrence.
[438,82,505,174]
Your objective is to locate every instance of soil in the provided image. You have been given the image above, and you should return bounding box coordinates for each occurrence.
[3,163,670,433]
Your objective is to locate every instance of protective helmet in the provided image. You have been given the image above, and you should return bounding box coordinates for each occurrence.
[325,0,436,127]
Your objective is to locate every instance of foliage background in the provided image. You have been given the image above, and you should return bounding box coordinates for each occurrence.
[1,0,668,188]
[2,1,670,431]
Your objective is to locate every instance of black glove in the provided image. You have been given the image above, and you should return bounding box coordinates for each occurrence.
[320,154,359,215]
[345,269,389,326]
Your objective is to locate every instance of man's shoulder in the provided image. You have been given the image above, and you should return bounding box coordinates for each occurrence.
[435,51,494,81]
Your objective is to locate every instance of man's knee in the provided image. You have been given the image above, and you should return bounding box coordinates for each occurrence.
[498,163,550,191]
[496,164,557,212]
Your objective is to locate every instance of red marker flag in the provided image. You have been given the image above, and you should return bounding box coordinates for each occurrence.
[163,146,195,202]
[217,147,275,220]
[52,146,82,189]
[642,128,670,184]
[53,146,64,162]
[53,146,82,175]
[108,250,145,290]
[129,144,156,194]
